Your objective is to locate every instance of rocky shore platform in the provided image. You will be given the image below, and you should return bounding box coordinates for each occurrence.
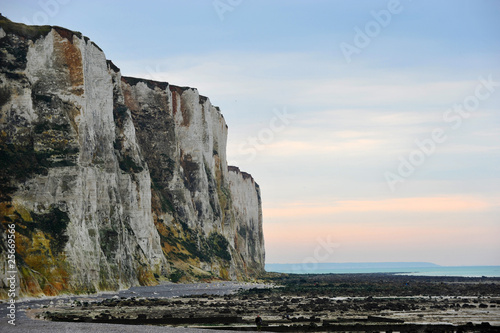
[4,274,500,332]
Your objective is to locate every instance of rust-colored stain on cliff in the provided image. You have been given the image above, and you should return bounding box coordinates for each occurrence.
[180,107,190,127]
[171,90,179,116]
[53,28,84,96]
[169,86,191,126]
[121,80,140,112]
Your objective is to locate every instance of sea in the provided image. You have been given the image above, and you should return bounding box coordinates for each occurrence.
[265,262,500,277]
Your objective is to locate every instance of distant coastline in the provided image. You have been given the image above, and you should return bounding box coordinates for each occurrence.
[266,262,500,277]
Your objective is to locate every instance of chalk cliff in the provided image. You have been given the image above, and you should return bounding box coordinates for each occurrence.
[0,16,264,297]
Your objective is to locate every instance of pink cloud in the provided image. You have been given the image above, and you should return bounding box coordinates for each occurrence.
[264,219,500,265]
[263,196,497,218]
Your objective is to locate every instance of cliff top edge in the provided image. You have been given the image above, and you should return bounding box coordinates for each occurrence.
[1,14,262,181]
[0,15,222,115]
[0,14,103,51]
[228,166,258,184]
[121,76,222,116]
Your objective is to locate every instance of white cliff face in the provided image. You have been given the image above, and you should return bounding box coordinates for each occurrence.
[227,167,265,274]
[170,87,227,234]
[121,78,265,280]
[1,25,167,295]
[0,17,264,297]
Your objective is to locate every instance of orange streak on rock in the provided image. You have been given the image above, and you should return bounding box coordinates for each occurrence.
[53,28,84,96]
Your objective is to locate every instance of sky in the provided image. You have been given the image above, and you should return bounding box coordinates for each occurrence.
[2,0,499,266]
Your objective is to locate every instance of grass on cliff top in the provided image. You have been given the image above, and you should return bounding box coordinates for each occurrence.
[0,15,51,40]
[0,14,87,43]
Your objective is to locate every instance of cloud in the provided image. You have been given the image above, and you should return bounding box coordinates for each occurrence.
[120,51,483,113]
[264,196,498,218]
[273,139,383,158]
[293,79,476,109]
[472,127,500,138]
[438,144,500,154]
[264,219,500,265]
[121,50,500,266]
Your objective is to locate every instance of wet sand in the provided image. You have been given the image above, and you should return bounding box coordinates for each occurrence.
[2,275,500,332]
[0,282,271,333]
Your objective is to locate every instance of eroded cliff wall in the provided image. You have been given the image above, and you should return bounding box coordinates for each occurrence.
[0,16,264,297]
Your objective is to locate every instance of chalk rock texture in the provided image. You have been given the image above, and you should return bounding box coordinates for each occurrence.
[0,16,264,297]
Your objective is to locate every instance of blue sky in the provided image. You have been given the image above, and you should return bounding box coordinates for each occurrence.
[3,0,500,266]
